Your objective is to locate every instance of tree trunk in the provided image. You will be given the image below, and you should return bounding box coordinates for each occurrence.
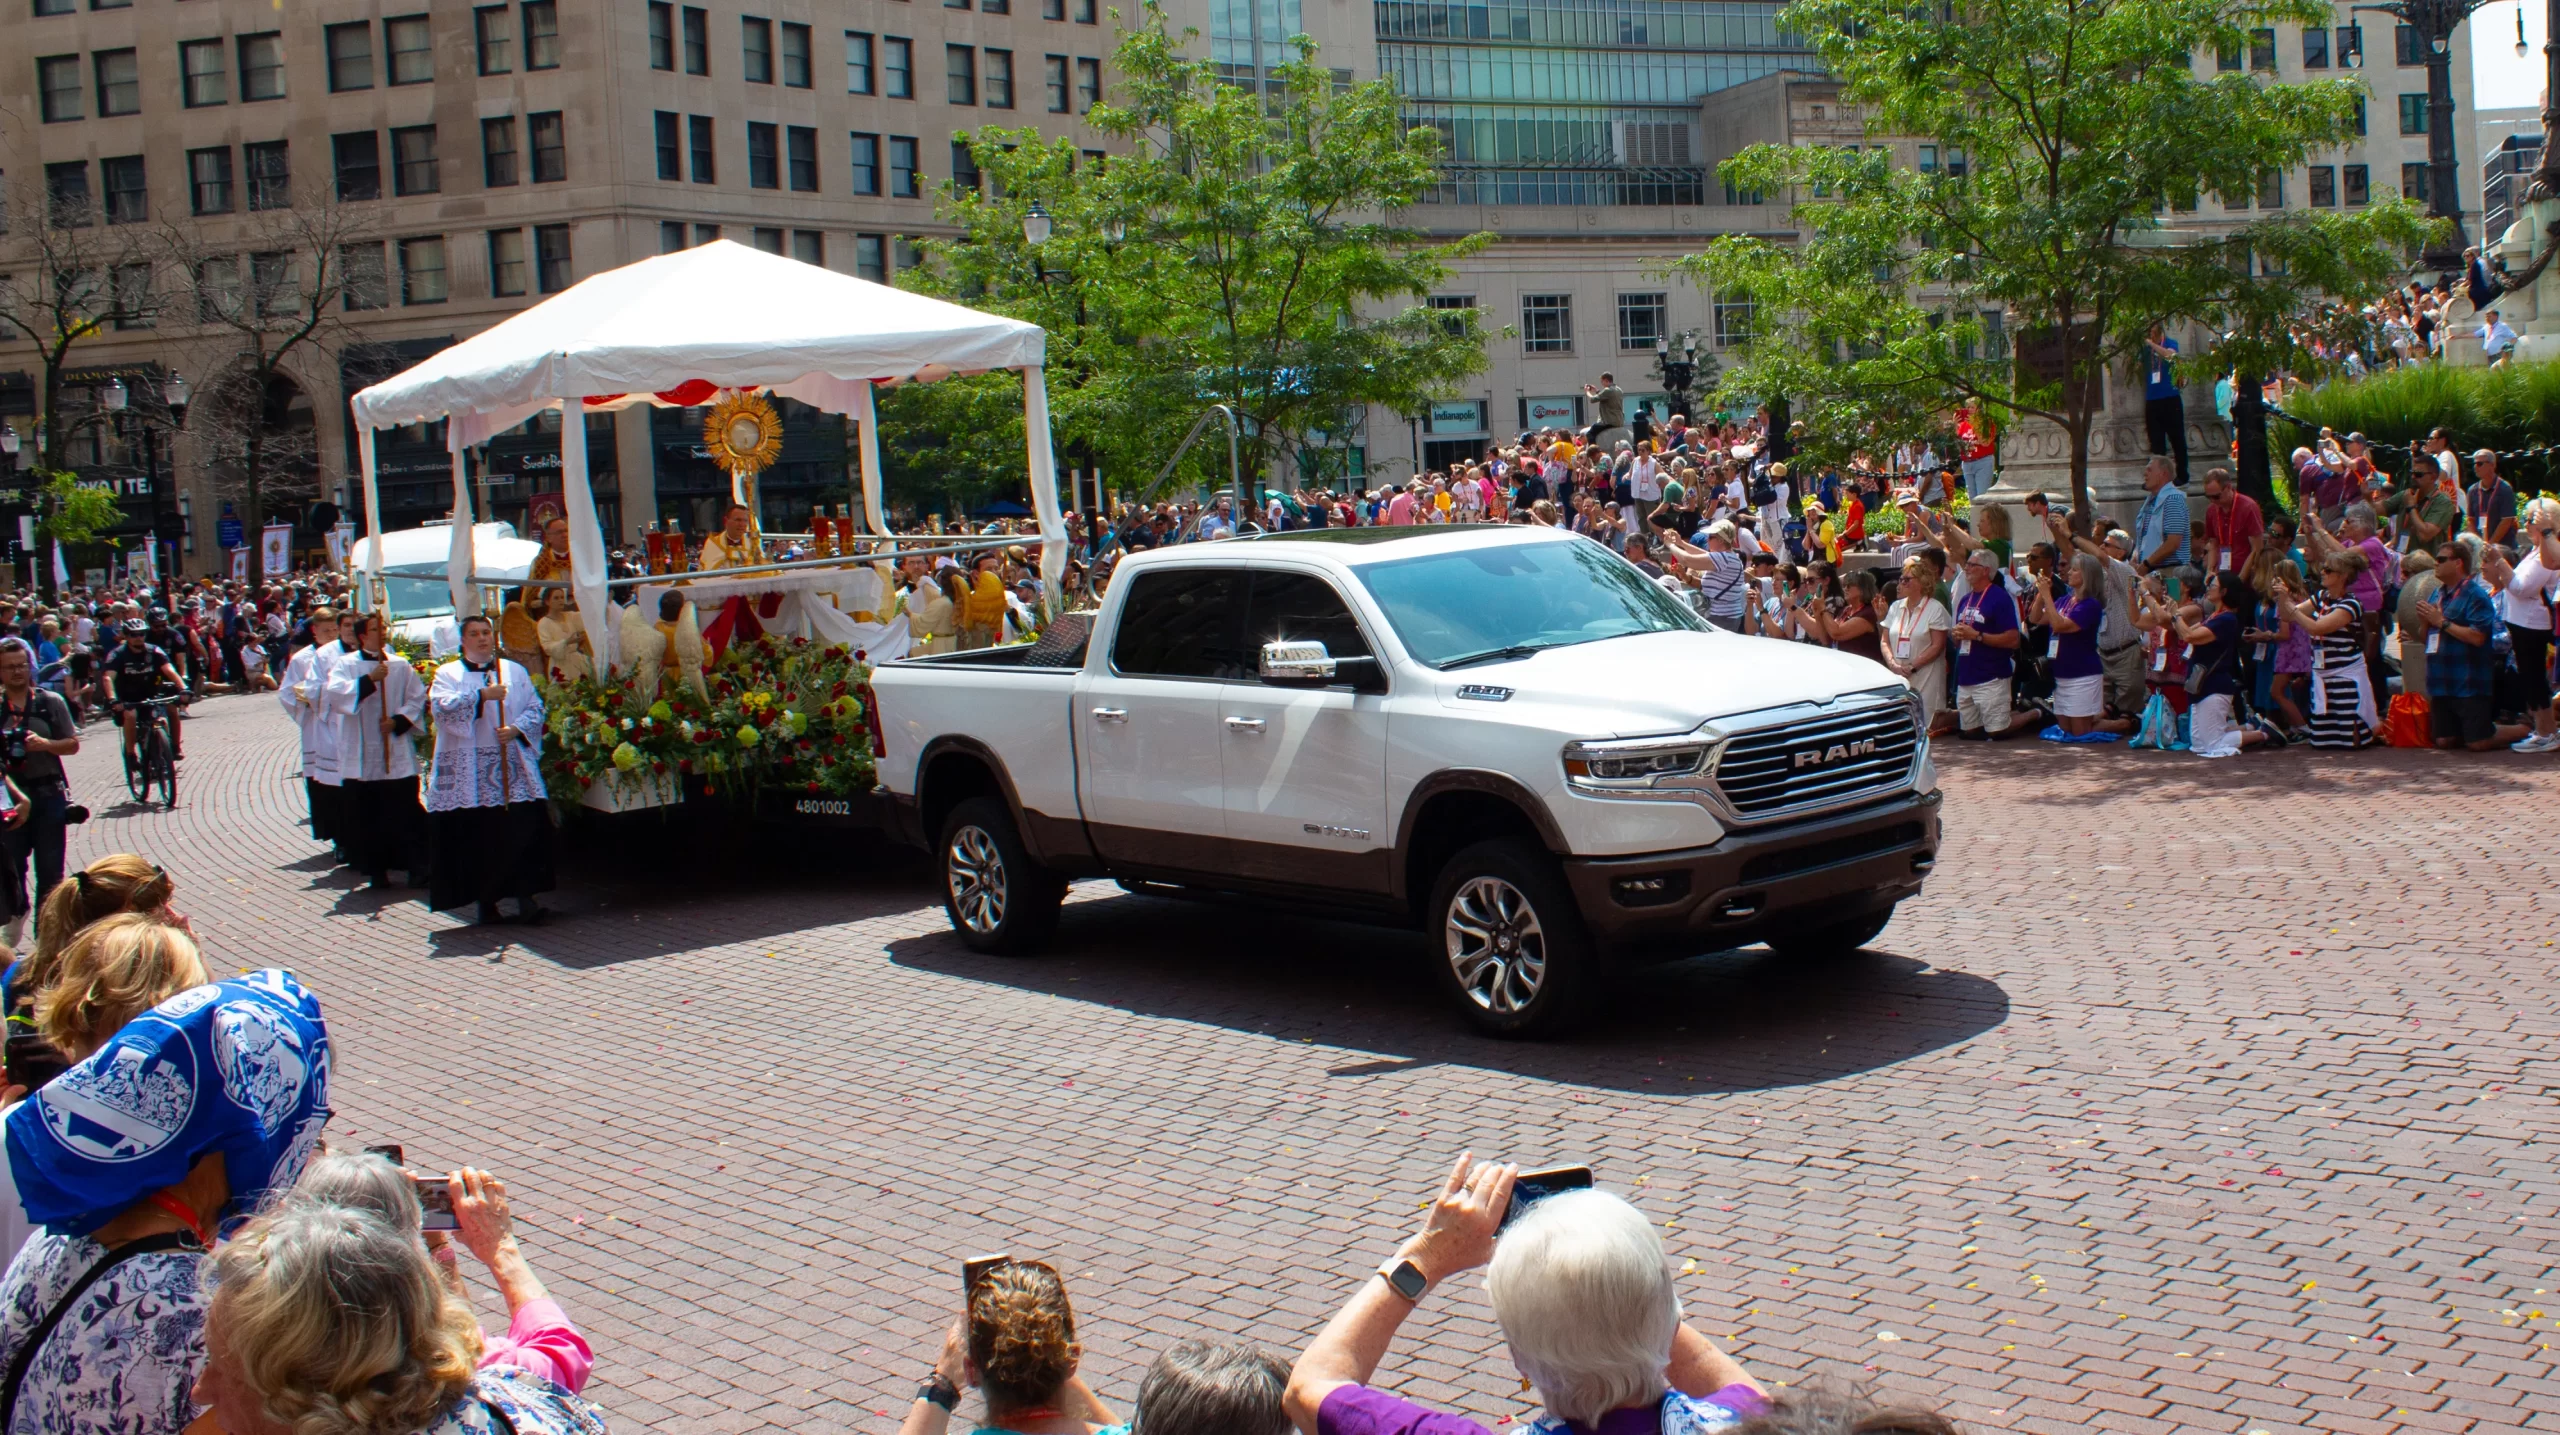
[2067,416,2093,523]
[245,424,266,587]
[2231,373,2274,515]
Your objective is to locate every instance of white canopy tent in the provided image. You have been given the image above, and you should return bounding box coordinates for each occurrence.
[346,239,1061,668]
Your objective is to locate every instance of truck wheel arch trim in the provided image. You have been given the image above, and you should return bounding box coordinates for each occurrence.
[1394,770,1570,899]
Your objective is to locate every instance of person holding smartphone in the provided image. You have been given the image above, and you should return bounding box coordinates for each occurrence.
[0,638,72,949]
[900,1258,1118,1435]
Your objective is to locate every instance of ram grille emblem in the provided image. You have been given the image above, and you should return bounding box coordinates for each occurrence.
[1792,738,1878,769]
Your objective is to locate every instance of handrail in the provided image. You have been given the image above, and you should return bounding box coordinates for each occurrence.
[1149,404,1245,520]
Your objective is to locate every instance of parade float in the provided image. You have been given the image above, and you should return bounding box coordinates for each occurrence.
[344,239,1066,817]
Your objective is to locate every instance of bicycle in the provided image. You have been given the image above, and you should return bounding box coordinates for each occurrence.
[121,692,186,809]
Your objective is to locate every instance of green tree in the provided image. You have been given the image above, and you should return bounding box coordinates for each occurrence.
[1685,0,2437,512]
[903,1,1493,500]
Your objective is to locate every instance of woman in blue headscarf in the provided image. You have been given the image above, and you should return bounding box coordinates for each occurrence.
[0,917,330,1435]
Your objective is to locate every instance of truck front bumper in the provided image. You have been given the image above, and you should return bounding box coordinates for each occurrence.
[1561,791,1940,951]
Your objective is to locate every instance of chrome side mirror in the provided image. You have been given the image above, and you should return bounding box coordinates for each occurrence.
[1260,639,1337,683]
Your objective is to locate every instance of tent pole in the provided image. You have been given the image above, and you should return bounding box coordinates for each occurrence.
[853,380,890,537]
[357,425,385,580]
[1022,365,1066,617]
[445,426,475,617]
[559,401,616,670]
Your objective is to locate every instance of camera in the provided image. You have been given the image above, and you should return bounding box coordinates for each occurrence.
[1,729,24,764]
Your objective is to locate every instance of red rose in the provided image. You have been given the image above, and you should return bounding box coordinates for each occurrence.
[806,780,819,791]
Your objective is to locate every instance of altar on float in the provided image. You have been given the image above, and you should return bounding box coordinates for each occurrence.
[346,239,1066,814]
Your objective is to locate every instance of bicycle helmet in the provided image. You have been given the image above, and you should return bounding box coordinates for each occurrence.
[120,618,149,636]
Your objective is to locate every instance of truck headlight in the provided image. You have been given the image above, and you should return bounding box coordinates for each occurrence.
[1562,736,1712,794]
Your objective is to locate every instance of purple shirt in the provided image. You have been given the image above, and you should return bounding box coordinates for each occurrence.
[2052,595,2105,678]
[2350,536,2395,611]
[1952,583,2019,686]
[1317,1383,1770,1435]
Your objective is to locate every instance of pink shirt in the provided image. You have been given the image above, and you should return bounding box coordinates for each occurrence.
[479,1297,595,1394]
[2351,535,2395,611]
[1387,493,1418,525]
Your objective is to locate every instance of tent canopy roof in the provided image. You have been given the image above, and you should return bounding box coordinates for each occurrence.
[348,240,1044,431]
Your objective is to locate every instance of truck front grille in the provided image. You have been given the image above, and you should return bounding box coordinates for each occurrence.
[1711,699,1919,822]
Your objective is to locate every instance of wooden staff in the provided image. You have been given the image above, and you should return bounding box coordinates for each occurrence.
[487,667,512,805]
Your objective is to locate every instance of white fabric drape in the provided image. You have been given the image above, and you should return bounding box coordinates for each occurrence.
[357,426,384,577]
[445,428,475,617]
[852,380,888,538]
[1023,365,1065,615]
[558,401,615,668]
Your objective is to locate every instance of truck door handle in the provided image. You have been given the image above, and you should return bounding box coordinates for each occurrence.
[1225,716,1267,732]
[1090,707,1128,723]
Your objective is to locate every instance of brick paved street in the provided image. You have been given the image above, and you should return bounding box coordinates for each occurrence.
[52,692,2558,1434]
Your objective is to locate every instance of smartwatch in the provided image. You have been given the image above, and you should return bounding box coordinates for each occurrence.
[917,1374,960,1411]
[1377,1258,1429,1302]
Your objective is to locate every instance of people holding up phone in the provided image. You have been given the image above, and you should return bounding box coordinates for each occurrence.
[1282,1153,1767,1435]
[900,1258,1119,1435]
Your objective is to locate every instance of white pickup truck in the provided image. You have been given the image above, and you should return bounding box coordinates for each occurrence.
[872,524,1940,1035]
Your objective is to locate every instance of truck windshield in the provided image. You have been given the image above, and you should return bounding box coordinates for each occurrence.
[1353,537,1706,669]
[379,576,456,620]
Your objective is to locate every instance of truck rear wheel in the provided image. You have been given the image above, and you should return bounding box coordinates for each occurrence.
[1428,838,1599,1038]
[940,797,1064,955]
[1764,906,1895,961]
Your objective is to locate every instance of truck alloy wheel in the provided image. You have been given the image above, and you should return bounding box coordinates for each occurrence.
[1428,837,1598,1037]
[938,796,1064,955]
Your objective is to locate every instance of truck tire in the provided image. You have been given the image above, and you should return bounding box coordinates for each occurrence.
[939,796,1065,955]
[1764,907,1895,961]
[1427,838,1600,1038]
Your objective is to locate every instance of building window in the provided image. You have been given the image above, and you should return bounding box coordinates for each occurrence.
[2257,169,2283,208]
[850,133,881,193]
[682,5,709,74]
[2353,95,2366,135]
[196,256,241,320]
[1521,293,1571,353]
[1045,55,1069,112]
[94,49,140,116]
[386,14,432,83]
[856,233,887,280]
[2302,25,2329,68]
[2394,23,2422,64]
[2215,41,2240,71]
[846,32,875,92]
[2309,165,2336,206]
[529,111,565,182]
[399,236,448,304]
[786,125,818,191]
[327,22,374,91]
[952,139,982,193]
[339,243,388,310]
[181,39,228,107]
[885,37,913,97]
[45,163,92,228]
[245,141,289,209]
[37,56,81,122]
[482,117,519,186]
[660,220,686,253]
[2344,163,2370,205]
[655,112,681,179]
[889,135,919,197]
[334,131,382,200]
[743,16,773,82]
[2401,162,2429,202]
[489,227,527,296]
[781,21,812,86]
[2338,24,2362,65]
[1075,0,1095,22]
[535,223,571,292]
[477,6,514,72]
[753,226,784,253]
[392,125,440,196]
[1044,0,1064,17]
[250,250,294,315]
[948,44,977,104]
[896,236,926,270]
[985,48,1015,108]
[649,2,674,69]
[1427,293,1473,337]
[33,0,72,14]
[112,263,154,330]
[2247,26,2274,70]
[2223,182,2250,211]
[239,33,286,100]
[1713,300,1753,347]
[948,0,969,9]
[523,1,559,68]
[792,229,823,264]
[1723,182,1764,205]
[1616,292,1666,351]
[189,147,234,214]
[694,222,719,244]
[2398,93,2428,136]
[1075,57,1100,111]
[688,114,715,182]
[985,0,1009,14]
[747,122,780,188]
[101,155,147,225]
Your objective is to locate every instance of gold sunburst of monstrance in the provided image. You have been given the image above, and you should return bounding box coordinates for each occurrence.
[701,390,784,557]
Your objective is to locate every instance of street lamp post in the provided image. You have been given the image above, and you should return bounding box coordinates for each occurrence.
[2349,0,2496,278]
[1652,330,1703,422]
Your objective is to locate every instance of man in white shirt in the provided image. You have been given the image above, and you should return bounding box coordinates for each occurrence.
[2480,310,2519,366]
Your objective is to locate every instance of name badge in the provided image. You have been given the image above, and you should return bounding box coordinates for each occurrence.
[2219,550,2233,571]
[1958,639,1973,656]
[2047,635,2062,660]
[2253,642,2270,661]
[2425,630,2441,654]
[2152,646,2169,672]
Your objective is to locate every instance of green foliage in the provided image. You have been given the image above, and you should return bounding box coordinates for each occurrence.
[905,2,1493,497]
[29,470,128,548]
[541,635,877,804]
[2282,359,2560,495]
[873,371,1039,516]
[1684,0,2437,510]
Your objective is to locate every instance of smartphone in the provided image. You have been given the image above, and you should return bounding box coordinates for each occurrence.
[962,1252,1012,1302]
[367,1145,460,1230]
[1500,1166,1595,1231]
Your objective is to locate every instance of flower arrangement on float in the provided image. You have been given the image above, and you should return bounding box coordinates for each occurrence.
[539,633,877,807]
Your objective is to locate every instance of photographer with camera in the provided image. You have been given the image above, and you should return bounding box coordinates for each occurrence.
[0,640,73,950]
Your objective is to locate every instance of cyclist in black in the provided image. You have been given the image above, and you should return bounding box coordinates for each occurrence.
[105,619,185,765]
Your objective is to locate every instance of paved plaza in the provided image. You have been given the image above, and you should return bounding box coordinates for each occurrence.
[63,692,2559,1434]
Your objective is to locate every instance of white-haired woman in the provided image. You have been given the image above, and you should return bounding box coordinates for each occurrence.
[1283,1156,1766,1435]
[2483,497,2560,751]
[195,1204,605,1435]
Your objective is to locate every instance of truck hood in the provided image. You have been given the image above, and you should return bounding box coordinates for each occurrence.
[1433,629,1906,738]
